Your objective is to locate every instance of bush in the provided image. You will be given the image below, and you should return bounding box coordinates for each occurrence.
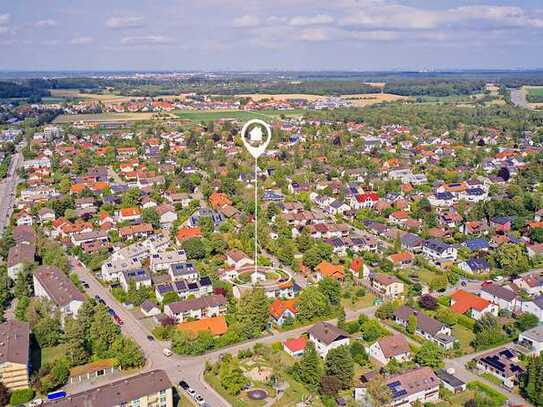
[10,388,35,405]
[466,381,507,405]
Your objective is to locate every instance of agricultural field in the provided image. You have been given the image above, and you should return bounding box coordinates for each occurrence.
[174,109,306,122]
[53,112,173,123]
[526,86,543,109]
[239,92,406,107]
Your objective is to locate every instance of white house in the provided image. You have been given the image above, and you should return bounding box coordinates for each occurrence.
[307,322,350,358]
[422,239,457,263]
[367,335,411,366]
[164,294,227,323]
[33,265,84,320]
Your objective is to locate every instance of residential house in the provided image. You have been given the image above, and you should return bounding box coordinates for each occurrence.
[150,250,187,273]
[164,294,227,323]
[33,265,85,319]
[387,252,414,268]
[156,203,177,228]
[7,243,35,279]
[422,239,457,263]
[475,347,523,389]
[450,290,499,320]
[118,207,142,222]
[140,300,161,317]
[283,336,308,357]
[225,249,254,270]
[458,258,490,274]
[514,275,543,296]
[0,320,30,391]
[369,273,404,300]
[269,299,297,326]
[169,262,198,282]
[480,283,518,312]
[14,210,33,226]
[518,326,543,355]
[43,369,174,407]
[366,335,411,366]
[394,306,455,349]
[177,316,228,337]
[119,223,154,239]
[315,261,345,281]
[384,367,440,407]
[176,227,202,244]
[119,268,152,291]
[308,322,350,357]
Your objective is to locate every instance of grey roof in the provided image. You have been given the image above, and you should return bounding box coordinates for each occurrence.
[43,370,172,407]
[481,283,516,302]
[520,326,543,343]
[33,265,85,307]
[423,239,452,254]
[0,320,30,365]
[435,369,465,389]
[308,322,349,345]
[167,294,226,314]
[394,306,445,336]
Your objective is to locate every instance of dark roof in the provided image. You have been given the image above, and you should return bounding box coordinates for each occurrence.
[423,239,452,254]
[466,258,489,271]
[7,243,35,267]
[12,225,37,244]
[166,294,226,314]
[394,306,445,336]
[33,265,85,307]
[401,233,423,248]
[481,283,517,302]
[465,239,490,251]
[43,370,172,407]
[435,369,465,389]
[0,320,30,365]
[308,322,349,345]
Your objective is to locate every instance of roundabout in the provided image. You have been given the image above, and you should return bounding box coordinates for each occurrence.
[228,265,294,298]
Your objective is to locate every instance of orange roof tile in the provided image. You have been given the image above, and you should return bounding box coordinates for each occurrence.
[316,261,345,279]
[450,290,492,314]
[269,299,297,319]
[177,316,227,336]
[176,227,202,241]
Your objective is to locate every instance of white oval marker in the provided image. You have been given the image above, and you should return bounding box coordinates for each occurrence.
[240,119,272,159]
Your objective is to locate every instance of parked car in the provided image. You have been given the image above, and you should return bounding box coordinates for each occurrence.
[194,395,205,405]
[147,335,155,341]
[114,315,123,325]
[29,400,43,407]
[163,348,173,357]
[179,380,189,390]
[81,281,89,289]
[186,388,197,397]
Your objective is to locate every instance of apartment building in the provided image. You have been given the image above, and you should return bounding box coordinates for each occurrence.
[0,320,30,391]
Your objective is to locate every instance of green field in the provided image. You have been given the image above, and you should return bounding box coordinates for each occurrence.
[173,109,306,122]
[527,87,543,97]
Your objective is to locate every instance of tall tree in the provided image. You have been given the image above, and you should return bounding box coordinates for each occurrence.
[325,345,354,389]
[90,305,120,357]
[236,287,269,339]
[293,342,323,390]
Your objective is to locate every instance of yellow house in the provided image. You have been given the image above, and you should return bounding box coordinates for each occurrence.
[0,320,30,391]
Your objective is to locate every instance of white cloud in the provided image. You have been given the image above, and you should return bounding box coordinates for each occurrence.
[70,36,94,45]
[340,4,543,31]
[106,16,145,29]
[0,13,10,34]
[289,14,334,26]
[120,35,173,45]
[233,15,260,28]
[35,19,57,28]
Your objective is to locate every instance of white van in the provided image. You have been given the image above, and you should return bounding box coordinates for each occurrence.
[163,348,173,357]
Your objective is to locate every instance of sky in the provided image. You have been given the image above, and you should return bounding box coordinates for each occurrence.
[1,0,543,71]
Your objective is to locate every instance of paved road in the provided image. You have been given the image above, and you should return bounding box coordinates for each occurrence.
[70,256,377,406]
[0,148,23,233]
[511,88,529,109]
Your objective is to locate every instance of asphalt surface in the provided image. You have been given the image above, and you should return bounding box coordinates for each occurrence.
[0,148,23,233]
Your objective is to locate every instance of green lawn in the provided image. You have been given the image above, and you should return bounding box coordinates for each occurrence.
[342,292,376,310]
[31,343,68,371]
[527,87,543,97]
[174,109,306,122]
[452,325,475,353]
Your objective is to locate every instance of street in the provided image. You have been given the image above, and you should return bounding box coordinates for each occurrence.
[0,148,23,233]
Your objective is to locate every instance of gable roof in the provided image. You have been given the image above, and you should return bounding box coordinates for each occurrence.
[177,316,228,336]
[315,261,344,279]
[284,336,307,353]
[269,298,297,319]
[377,334,411,358]
[308,322,349,345]
[450,290,492,314]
